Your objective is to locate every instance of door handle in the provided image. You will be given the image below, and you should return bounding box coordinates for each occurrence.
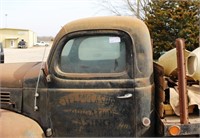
[117,93,132,99]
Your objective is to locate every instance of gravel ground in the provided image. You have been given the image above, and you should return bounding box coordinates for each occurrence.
[4,46,52,63]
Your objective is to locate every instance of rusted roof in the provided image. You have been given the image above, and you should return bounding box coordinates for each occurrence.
[52,16,149,47]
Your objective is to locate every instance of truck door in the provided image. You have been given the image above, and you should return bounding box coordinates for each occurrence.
[48,30,136,137]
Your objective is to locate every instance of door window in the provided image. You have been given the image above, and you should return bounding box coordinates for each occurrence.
[60,35,126,73]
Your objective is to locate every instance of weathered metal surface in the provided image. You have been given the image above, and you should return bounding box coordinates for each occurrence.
[0,88,22,112]
[158,115,200,136]
[0,62,41,88]
[153,62,165,118]
[0,16,155,137]
[48,83,155,137]
[176,38,189,124]
[22,63,50,133]
[0,109,44,138]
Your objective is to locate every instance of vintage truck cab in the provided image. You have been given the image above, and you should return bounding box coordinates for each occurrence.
[0,16,199,137]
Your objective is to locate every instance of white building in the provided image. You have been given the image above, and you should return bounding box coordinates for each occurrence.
[0,28,37,48]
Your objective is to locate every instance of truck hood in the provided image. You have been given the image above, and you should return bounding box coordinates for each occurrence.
[0,62,41,88]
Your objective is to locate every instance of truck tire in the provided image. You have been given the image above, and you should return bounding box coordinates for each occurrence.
[0,109,44,138]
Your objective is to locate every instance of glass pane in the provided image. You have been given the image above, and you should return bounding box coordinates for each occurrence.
[61,40,74,56]
[79,36,121,60]
[60,35,126,73]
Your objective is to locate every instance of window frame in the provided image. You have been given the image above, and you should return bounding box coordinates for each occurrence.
[52,30,134,79]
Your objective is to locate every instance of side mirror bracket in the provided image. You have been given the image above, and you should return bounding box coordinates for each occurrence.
[42,62,51,83]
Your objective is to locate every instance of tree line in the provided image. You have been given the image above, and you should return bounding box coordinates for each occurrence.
[100,0,199,59]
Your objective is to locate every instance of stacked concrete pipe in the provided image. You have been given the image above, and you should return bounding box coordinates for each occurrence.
[186,47,200,81]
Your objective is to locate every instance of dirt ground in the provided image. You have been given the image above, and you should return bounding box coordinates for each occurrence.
[4,46,51,63]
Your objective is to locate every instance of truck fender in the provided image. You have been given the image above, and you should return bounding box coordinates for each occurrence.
[0,109,44,138]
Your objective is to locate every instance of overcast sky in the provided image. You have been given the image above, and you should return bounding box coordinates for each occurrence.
[0,0,114,36]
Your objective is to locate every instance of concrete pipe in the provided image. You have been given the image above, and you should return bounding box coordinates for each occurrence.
[186,47,200,81]
[158,48,190,76]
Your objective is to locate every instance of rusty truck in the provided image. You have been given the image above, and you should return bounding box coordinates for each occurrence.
[0,16,200,137]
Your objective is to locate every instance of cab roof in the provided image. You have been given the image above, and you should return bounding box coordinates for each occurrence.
[52,16,150,48]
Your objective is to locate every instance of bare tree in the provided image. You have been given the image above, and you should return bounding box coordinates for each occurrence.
[98,0,150,19]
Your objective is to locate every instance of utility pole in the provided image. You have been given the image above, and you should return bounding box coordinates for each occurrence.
[5,13,8,28]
